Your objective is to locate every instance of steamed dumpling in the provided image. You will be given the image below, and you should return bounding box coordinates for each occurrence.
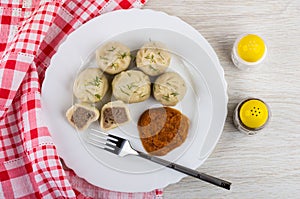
[112,70,151,103]
[66,103,100,131]
[96,41,131,74]
[100,100,131,131]
[73,68,108,103]
[153,72,187,106]
[136,41,171,76]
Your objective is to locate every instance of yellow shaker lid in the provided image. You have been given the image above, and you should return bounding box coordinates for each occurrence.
[237,34,266,62]
[239,99,269,129]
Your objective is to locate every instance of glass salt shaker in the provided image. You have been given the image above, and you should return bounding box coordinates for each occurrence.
[231,33,267,70]
[233,98,271,135]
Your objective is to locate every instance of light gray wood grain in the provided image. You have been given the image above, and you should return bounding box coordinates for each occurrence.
[144,0,300,198]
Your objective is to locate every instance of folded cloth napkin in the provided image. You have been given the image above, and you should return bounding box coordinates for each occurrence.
[0,0,163,198]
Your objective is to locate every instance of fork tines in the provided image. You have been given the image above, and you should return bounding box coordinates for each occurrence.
[86,129,124,154]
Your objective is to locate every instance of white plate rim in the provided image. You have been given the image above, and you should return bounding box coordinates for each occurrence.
[41,9,228,192]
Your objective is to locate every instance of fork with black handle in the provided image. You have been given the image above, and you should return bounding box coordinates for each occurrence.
[86,130,231,190]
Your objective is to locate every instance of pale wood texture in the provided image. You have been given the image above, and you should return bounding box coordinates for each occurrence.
[144,0,300,198]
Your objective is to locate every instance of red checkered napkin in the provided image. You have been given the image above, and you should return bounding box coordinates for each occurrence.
[0,0,163,198]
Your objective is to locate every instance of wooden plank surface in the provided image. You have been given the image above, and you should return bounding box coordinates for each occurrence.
[144,0,300,198]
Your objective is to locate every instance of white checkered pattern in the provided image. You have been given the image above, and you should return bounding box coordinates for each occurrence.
[11,175,34,198]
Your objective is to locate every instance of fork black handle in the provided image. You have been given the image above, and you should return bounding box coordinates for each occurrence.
[137,152,231,190]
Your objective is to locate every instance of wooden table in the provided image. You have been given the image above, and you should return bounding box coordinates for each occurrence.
[144,0,300,198]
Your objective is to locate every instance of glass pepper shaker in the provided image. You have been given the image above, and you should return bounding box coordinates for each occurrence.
[233,98,271,135]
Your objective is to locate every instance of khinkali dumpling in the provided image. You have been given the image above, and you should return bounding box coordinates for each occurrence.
[112,70,151,103]
[96,41,131,74]
[153,72,187,106]
[73,68,108,103]
[136,41,171,76]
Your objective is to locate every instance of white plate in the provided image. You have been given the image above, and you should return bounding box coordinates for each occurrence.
[41,9,228,192]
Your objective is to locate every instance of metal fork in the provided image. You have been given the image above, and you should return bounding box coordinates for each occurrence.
[86,130,231,190]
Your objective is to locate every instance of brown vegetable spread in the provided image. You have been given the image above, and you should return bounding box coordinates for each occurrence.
[138,107,189,156]
[71,107,95,129]
[102,107,128,128]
